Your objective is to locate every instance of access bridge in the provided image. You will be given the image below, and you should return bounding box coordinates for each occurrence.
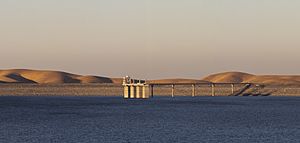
[122,76,261,99]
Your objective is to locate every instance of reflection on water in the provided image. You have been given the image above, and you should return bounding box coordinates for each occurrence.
[0,96,299,143]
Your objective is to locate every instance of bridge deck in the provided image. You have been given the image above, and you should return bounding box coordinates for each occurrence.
[149,83,254,86]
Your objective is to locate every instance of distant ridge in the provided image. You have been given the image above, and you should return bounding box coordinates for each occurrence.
[0,69,122,84]
[0,69,299,85]
[203,72,300,85]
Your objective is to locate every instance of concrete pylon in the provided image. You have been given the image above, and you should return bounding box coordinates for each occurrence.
[212,84,215,96]
[172,84,175,98]
[130,86,136,98]
[142,86,146,98]
[136,86,141,98]
[124,86,130,99]
[192,84,195,97]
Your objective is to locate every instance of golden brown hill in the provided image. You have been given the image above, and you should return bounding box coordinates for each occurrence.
[245,75,300,85]
[0,69,121,84]
[203,72,255,83]
[1,69,299,85]
[203,72,300,85]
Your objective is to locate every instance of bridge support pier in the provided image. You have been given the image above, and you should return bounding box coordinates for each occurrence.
[212,84,215,96]
[192,84,195,97]
[231,84,235,95]
[172,84,175,98]
[150,85,154,98]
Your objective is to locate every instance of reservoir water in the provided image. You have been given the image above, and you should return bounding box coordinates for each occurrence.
[0,96,299,143]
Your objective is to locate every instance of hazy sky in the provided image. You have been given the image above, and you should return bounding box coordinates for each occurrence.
[1,0,300,79]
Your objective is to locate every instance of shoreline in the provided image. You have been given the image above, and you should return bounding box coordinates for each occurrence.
[0,83,299,96]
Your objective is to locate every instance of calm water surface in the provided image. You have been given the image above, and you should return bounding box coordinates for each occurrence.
[0,96,299,143]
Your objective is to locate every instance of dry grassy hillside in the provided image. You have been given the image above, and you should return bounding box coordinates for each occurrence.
[1,69,299,85]
[203,72,300,85]
[203,72,254,83]
[0,69,121,84]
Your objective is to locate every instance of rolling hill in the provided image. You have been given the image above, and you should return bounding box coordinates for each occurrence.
[0,69,121,84]
[203,72,300,85]
[0,69,299,85]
